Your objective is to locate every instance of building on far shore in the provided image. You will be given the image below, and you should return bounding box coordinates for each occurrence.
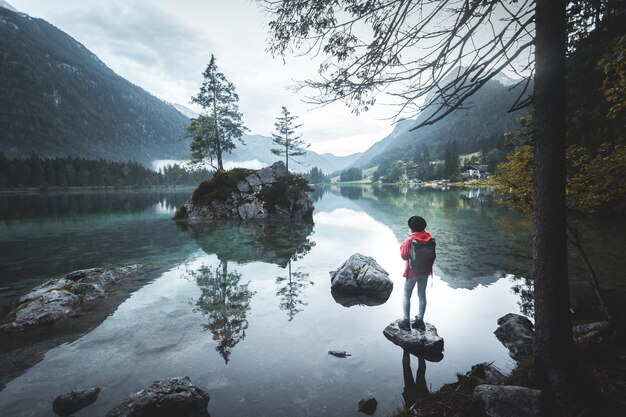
[460,164,491,179]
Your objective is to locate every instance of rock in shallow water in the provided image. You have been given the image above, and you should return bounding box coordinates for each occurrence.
[105,376,210,417]
[53,387,101,416]
[383,319,444,359]
[1,265,142,331]
[494,313,534,361]
[330,253,393,300]
[358,397,377,415]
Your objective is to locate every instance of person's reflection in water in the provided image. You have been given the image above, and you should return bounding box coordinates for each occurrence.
[402,349,429,411]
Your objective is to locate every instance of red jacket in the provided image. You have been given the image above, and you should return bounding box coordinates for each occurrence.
[400,231,434,277]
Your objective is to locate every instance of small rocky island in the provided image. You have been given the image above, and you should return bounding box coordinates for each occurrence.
[173,161,314,221]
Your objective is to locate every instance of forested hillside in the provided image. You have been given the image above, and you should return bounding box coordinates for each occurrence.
[350,78,528,169]
[0,7,190,166]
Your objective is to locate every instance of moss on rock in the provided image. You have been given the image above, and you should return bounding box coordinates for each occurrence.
[191,168,254,206]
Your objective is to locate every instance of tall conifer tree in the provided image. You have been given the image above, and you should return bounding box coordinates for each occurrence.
[188,55,246,171]
[271,106,309,172]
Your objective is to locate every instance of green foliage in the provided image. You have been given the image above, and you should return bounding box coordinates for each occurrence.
[339,167,362,182]
[0,152,212,188]
[504,356,537,389]
[381,161,405,183]
[598,36,626,120]
[491,143,626,215]
[189,55,246,170]
[302,166,328,184]
[191,168,253,205]
[0,8,190,165]
[566,144,626,214]
[256,174,312,214]
[442,140,460,180]
[271,106,309,171]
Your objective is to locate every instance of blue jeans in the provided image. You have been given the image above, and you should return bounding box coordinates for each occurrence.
[403,275,428,321]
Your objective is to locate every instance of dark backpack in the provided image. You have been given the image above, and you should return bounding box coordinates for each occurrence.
[409,238,436,274]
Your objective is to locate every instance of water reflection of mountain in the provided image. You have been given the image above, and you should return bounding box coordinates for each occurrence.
[179,221,315,268]
[320,185,532,289]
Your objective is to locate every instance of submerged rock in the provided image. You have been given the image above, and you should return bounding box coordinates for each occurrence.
[173,161,313,221]
[473,384,541,417]
[358,397,377,415]
[328,350,351,358]
[330,253,393,301]
[105,376,210,417]
[53,387,101,416]
[383,319,444,360]
[1,265,142,331]
[494,313,534,361]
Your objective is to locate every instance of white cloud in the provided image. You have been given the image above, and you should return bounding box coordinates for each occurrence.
[12,0,400,156]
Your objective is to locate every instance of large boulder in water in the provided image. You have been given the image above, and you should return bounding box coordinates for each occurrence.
[383,319,444,360]
[173,161,313,221]
[105,376,210,417]
[0,265,142,331]
[494,313,534,361]
[330,253,393,302]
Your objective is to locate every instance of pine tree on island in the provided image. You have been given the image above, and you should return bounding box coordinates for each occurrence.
[271,106,309,172]
[186,54,246,171]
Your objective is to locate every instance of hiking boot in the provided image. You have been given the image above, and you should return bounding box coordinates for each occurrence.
[412,318,425,329]
[398,318,411,331]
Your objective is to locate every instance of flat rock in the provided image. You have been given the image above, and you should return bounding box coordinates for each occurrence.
[383,319,444,359]
[474,384,541,417]
[494,313,534,361]
[1,265,142,331]
[53,387,101,416]
[330,253,393,299]
[105,376,210,417]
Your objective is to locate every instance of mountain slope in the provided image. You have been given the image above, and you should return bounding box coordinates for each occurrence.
[350,79,527,168]
[0,7,190,166]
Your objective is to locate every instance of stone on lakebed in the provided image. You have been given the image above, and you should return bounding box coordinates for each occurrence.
[105,376,210,417]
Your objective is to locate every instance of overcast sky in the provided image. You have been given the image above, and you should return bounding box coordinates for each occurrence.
[9,0,407,156]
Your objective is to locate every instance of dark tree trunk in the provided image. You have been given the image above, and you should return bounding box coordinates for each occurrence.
[533,0,577,415]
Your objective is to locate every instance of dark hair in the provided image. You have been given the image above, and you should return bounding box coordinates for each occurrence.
[408,215,427,232]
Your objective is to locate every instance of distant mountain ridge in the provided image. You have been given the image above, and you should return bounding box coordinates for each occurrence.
[0,6,191,166]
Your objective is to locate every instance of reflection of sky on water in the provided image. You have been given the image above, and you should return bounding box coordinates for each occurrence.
[0,188,527,417]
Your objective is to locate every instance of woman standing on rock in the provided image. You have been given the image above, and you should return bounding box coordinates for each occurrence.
[399,216,436,331]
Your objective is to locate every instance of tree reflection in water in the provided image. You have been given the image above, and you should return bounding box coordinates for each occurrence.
[511,275,534,317]
[188,261,255,364]
[276,259,314,321]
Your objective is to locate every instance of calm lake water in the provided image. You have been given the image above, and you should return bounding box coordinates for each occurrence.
[0,185,617,417]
